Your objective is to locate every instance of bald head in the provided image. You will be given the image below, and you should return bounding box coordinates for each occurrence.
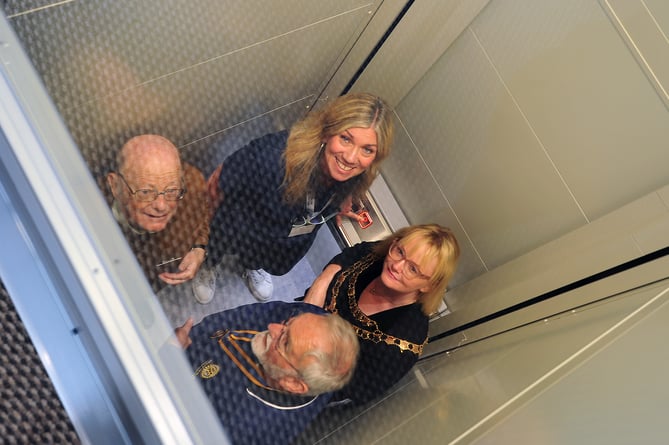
[118,134,181,173]
[107,135,183,232]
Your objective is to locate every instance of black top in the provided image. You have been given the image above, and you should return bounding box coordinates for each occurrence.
[323,241,429,404]
[208,131,343,275]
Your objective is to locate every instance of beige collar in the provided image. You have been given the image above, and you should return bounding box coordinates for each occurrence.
[111,199,150,235]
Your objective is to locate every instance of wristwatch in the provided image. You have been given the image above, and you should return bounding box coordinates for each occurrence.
[191,244,207,257]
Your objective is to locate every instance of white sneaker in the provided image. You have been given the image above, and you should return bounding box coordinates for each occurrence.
[192,266,216,304]
[243,269,273,301]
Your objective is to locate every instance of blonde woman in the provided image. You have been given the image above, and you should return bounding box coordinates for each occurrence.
[305,224,460,404]
[194,93,394,303]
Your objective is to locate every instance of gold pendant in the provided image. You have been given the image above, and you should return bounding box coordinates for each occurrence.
[195,360,220,379]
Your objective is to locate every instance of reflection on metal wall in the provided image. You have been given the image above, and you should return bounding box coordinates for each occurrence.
[0,11,228,443]
[0,1,406,443]
[2,1,384,178]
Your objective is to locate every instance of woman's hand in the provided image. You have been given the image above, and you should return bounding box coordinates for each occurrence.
[304,264,342,307]
[336,194,364,226]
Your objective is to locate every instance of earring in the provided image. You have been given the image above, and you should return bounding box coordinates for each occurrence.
[319,142,325,152]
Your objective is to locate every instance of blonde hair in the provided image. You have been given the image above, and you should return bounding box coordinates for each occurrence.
[374,224,460,315]
[282,93,394,205]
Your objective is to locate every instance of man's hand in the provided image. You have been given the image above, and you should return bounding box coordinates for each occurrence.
[175,317,194,349]
[159,248,205,285]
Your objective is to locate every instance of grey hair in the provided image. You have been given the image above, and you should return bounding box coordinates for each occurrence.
[298,313,359,396]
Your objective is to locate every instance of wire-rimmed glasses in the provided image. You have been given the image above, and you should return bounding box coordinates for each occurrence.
[387,240,432,281]
[116,172,186,202]
[273,316,302,376]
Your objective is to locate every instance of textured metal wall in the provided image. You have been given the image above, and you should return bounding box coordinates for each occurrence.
[0,281,80,444]
[2,1,380,178]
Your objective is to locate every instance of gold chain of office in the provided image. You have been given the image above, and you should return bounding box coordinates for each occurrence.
[326,253,426,355]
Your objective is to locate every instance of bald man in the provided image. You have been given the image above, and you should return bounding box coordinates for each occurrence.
[104,135,212,299]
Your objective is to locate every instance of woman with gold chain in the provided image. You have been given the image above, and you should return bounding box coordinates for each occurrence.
[304,224,460,404]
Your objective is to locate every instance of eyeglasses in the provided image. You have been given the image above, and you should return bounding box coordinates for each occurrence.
[116,172,186,202]
[273,318,301,376]
[388,240,432,281]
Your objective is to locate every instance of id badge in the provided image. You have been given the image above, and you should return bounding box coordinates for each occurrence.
[289,224,316,237]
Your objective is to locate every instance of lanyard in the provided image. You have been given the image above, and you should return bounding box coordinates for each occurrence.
[305,192,335,220]
[212,329,276,391]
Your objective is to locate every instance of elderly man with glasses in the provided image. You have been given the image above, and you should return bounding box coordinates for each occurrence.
[104,135,212,298]
[174,301,359,445]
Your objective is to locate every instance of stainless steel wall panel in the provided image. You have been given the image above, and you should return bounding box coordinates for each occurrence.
[178,98,311,175]
[312,276,669,444]
[606,0,669,109]
[2,1,58,16]
[465,282,669,445]
[380,124,488,286]
[3,0,381,177]
[344,0,669,297]
[472,0,669,220]
[645,0,669,32]
[394,28,586,272]
[380,123,452,225]
[350,0,490,107]
[6,0,370,110]
[54,20,362,172]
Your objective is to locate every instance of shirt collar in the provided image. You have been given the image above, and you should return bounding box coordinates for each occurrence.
[111,199,151,235]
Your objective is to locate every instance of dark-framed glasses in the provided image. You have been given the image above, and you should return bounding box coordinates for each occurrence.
[388,240,432,281]
[116,172,186,202]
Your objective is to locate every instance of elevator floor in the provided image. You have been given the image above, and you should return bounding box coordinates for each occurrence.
[156,225,342,328]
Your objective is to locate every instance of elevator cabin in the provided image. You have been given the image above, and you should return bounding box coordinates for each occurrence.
[1,1,669,444]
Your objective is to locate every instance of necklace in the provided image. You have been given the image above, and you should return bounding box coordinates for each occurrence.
[327,254,426,355]
[367,279,418,307]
